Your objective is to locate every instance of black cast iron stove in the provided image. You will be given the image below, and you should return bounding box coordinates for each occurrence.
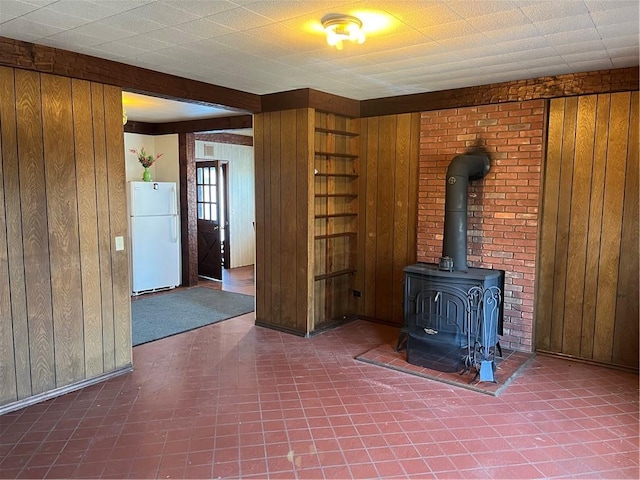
[399,148,504,381]
[401,263,503,376]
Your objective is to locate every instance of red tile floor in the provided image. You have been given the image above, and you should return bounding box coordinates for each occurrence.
[1,267,638,479]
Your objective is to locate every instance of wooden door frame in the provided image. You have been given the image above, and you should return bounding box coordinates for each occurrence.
[180,135,238,286]
[195,160,230,271]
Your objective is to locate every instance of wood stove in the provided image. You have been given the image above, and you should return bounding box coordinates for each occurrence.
[400,263,504,373]
[398,148,505,378]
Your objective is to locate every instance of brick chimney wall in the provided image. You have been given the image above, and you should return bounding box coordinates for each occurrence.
[417,100,545,352]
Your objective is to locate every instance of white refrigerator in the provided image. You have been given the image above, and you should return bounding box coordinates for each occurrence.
[129,181,180,295]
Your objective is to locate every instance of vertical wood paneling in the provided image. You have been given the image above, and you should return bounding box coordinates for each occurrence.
[537,91,638,369]
[374,116,396,322]
[269,112,283,326]
[562,95,596,356]
[254,109,416,333]
[354,119,367,306]
[91,83,115,372]
[73,79,103,377]
[15,69,56,395]
[0,68,18,404]
[407,114,419,276]
[362,117,379,318]
[178,132,198,287]
[612,91,639,367]
[2,69,31,399]
[550,96,578,352]
[536,98,564,351]
[392,114,411,325]
[104,84,131,369]
[262,114,272,325]
[254,114,266,322]
[257,109,361,334]
[280,109,297,327]
[41,74,85,385]
[0,67,132,411]
[581,94,610,359]
[359,113,419,325]
[592,93,629,363]
[296,109,313,333]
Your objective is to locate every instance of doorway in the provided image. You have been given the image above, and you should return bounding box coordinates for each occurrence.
[196,160,229,280]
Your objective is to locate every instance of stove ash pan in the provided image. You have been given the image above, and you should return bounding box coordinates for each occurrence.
[402,263,504,373]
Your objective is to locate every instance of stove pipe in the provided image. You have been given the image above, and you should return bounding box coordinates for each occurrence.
[441,151,491,272]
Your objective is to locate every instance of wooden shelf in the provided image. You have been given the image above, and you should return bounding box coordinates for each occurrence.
[314,269,356,281]
[314,232,357,240]
[315,213,357,219]
[315,193,357,198]
[314,173,358,179]
[311,112,359,331]
[315,151,358,159]
[315,127,359,137]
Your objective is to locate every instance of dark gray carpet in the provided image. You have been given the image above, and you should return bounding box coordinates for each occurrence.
[132,287,254,346]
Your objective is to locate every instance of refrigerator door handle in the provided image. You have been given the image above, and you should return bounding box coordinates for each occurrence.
[173,215,178,243]
[172,188,177,215]
[130,188,137,214]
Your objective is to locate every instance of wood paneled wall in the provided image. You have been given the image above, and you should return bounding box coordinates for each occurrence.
[358,114,420,325]
[0,66,131,409]
[254,109,314,335]
[536,92,638,369]
[254,110,419,333]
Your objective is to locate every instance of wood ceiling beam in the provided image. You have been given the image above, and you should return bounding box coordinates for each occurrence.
[361,67,640,117]
[2,36,636,121]
[124,115,253,135]
[261,88,360,118]
[0,36,261,113]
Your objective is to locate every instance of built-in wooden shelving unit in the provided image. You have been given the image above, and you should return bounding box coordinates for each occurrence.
[313,112,360,330]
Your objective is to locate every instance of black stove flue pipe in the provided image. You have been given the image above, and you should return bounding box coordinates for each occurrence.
[442,151,491,271]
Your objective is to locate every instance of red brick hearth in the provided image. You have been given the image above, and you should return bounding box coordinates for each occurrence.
[417,100,545,352]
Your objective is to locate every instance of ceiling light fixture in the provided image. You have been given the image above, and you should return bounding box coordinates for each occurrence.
[123,105,128,125]
[321,14,365,50]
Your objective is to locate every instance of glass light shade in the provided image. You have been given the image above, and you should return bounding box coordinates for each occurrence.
[322,14,365,50]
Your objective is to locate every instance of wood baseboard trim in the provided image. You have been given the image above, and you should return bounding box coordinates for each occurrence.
[536,351,638,373]
[0,366,133,416]
[254,320,307,337]
[255,316,370,338]
[357,316,402,328]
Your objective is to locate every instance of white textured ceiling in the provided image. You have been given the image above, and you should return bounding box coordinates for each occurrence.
[1,0,638,119]
[122,91,235,122]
